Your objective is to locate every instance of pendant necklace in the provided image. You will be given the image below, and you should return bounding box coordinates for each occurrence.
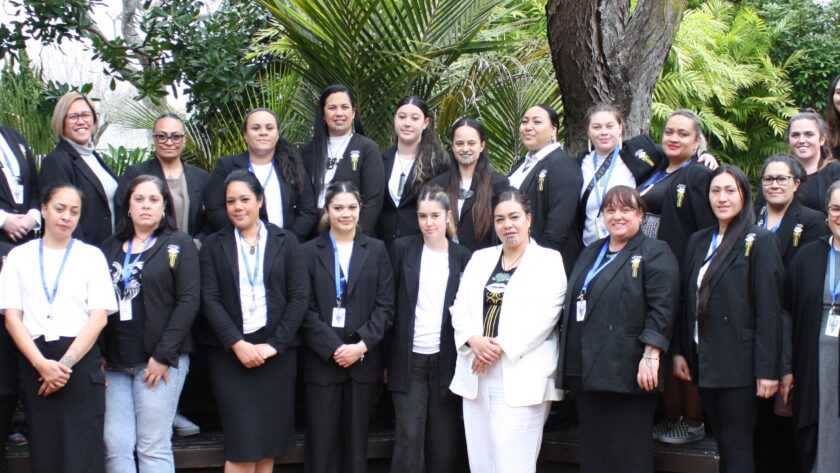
[396,152,415,197]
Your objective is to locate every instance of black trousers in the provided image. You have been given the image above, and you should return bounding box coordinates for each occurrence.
[390,353,465,473]
[569,376,658,473]
[700,386,759,473]
[305,379,378,473]
[20,337,105,473]
[754,397,799,473]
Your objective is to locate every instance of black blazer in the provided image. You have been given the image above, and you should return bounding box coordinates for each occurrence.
[115,159,211,239]
[101,229,199,367]
[300,232,394,385]
[428,171,509,251]
[508,147,582,276]
[677,226,784,388]
[755,200,828,269]
[40,139,118,246]
[556,231,680,394]
[0,244,18,395]
[301,134,385,235]
[785,238,837,473]
[377,146,431,247]
[203,152,318,240]
[0,127,40,245]
[647,159,716,265]
[386,235,472,395]
[199,224,309,353]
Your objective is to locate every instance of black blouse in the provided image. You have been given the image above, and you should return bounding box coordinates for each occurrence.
[482,255,517,338]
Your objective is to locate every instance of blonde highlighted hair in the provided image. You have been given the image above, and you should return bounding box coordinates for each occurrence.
[51,92,98,141]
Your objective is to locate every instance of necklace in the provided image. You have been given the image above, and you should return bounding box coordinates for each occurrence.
[396,152,415,197]
[501,247,526,271]
[242,225,261,255]
[326,134,353,170]
[135,234,151,244]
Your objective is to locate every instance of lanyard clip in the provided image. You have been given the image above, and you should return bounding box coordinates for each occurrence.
[335,298,342,308]
[577,290,586,301]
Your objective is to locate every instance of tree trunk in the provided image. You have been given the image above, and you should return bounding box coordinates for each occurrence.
[546,0,687,155]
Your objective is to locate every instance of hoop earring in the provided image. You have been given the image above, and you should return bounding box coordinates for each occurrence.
[588,139,592,153]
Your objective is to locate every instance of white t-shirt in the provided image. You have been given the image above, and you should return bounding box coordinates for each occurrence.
[580,150,636,246]
[320,134,354,208]
[508,142,561,190]
[0,135,40,229]
[0,239,117,340]
[236,222,269,334]
[413,245,450,354]
[388,154,415,206]
[336,240,353,279]
[250,161,284,228]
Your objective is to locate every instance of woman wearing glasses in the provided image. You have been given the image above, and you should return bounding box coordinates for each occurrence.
[40,92,119,246]
[116,114,211,242]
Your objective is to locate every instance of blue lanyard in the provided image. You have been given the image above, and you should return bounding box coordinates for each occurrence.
[830,239,840,306]
[236,229,261,295]
[703,231,720,265]
[329,233,350,306]
[639,160,690,191]
[592,147,619,208]
[39,239,75,307]
[580,240,616,297]
[760,207,781,233]
[122,236,156,288]
[248,160,275,190]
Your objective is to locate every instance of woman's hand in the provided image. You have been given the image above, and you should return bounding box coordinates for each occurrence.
[756,378,779,399]
[232,340,265,368]
[672,354,692,382]
[780,374,794,405]
[254,344,278,360]
[333,342,367,368]
[36,358,71,396]
[697,151,719,170]
[143,357,170,389]
[468,336,501,365]
[637,347,662,391]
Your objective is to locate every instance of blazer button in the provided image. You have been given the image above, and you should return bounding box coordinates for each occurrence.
[608,325,614,331]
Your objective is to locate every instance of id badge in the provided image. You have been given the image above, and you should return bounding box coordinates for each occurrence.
[119,299,133,322]
[595,215,607,239]
[12,184,23,204]
[576,299,587,322]
[331,307,346,328]
[826,311,840,337]
[44,314,59,342]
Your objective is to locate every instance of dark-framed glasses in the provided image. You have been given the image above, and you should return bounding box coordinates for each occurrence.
[152,132,185,144]
[761,175,793,186]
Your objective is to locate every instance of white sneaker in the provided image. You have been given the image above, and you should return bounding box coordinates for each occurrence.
[173,413,200,437]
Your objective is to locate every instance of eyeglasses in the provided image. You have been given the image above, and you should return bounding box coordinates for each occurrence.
[761,175,794,186]
[66,112,94,123]
[152,133,185,144]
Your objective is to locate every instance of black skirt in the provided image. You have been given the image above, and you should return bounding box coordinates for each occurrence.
[208,329,297,462]
[20,337,106,473]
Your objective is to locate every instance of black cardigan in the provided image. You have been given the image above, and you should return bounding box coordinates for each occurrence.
[386,235,472,395]
[507,146,582,276]
[100,229,200,367]
[428,170,509,252]
[115,158,211,239]
[40,139,118,246]
[301,133,384,235]
[785,238,840,473]
[556,231,680,393]
[203,151,318,240]
[199,224,309,352]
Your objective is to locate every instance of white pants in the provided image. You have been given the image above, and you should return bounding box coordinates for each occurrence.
[461,362,550,473]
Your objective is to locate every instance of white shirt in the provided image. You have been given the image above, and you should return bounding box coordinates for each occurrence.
[508,143,561,190]
[388,154,415,206]
[319,134,354,208]
[413,246,449,354]
[580,150,636,246]
[250,161,284,228]
[236,222,269,334]
[0,135,40,229]
[0,239,117,340]
[694,233,723,344]
[336,240,353,278]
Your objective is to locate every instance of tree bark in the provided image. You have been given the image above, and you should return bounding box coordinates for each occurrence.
[546,0,687,155]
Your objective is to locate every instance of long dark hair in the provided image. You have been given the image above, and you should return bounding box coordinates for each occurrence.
[394,96,447,185]
[446,118,493,242]
[114,175,177,241]
[696,166,754,334]
[309,85,366,192]
[826,74,840,152]
[242,108,306,192]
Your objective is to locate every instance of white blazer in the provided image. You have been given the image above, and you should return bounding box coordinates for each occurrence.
[449,239,566,407]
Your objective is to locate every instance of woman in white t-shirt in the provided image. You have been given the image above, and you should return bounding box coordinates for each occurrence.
[387,184,472,473]
[0,183,118,473]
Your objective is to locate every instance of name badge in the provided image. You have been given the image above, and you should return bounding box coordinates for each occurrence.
[576,299,587,322]
[332,307,346,328]
[119,299,133,322]
[12,184,23,203]
[826,311,840,337]
[44,313,59,342]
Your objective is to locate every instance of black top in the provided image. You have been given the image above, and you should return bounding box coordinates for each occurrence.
[105,248,149,368]
[301,134,384,236]
[40,139,118,246]
[203,151,318,241]
[115,158,211,239]
[428,171,510,252]
[0,127,40,246]
[482,255,517,338]
[640,170,676,215]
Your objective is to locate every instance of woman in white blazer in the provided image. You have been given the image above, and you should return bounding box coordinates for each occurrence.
[449,186,566,473]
